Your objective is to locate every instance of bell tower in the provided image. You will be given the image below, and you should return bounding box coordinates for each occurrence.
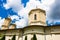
[9,24,16,29]
[28,8,47,26]
[1,18,11,30]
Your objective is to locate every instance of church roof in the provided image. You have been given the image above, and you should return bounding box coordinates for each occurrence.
[29,8,46,15]
[0,25,60,31]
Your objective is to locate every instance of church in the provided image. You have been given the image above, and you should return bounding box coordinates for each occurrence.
[0,8,60,40]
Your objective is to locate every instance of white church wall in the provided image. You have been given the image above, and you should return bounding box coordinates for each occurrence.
[46,35,52,40]
[36,34,44,40]
[23,34,45,40]
[16,35,19,40]
[19,36,22,40]
[5,35,23,40]
[51,34,60,40]
[46,34,60,40]
[51,27,60,33]
[30,22,46,26]
[5,30,20,35]
[5,35,13,40]
[27,34,33,40]
[1,26,60,40]
[23,34,33,40]
[24,27,44,35]
[23,35,25,40]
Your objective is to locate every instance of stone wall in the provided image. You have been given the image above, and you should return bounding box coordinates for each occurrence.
[0,25,60,40]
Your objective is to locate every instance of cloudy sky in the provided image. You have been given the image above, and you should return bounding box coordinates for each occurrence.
[0,0,60,28]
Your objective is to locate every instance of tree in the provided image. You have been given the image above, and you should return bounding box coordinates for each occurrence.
[32,34,37,40]
[25,36,27,40]
[12,35,15,40]
[0,35,5,40]
[0,34,4,40]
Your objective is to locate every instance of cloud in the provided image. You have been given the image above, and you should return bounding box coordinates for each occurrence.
[18,0,54,19]
[3,0,24,12]
[9,15,28,28]
[42,0,55,6]
[46,0,60,25]
[49,0,60,20]
[15,19,28,28]
[10,15,19,20]
[3,0,55,28]
[3,0,26,28]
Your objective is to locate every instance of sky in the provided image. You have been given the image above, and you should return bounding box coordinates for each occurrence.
[0,0,60,28]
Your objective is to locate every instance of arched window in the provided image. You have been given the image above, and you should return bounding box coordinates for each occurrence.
[34,14,37,20]
[25,36,27,40]
[31,34,37,40]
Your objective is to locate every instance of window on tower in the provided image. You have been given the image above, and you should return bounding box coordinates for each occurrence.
[34,14,37,20]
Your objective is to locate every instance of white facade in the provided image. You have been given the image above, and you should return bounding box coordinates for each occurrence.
[0,25,60,40]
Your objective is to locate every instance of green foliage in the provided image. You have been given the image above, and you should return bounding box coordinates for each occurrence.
[33,34,37,40]
[0,35,5,40]
[0,34,4,39]
[0,34,2,37]
[25,36,27,40]
[12,35,15,40]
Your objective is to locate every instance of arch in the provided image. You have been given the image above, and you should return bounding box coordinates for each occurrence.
[31,34,37,40]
